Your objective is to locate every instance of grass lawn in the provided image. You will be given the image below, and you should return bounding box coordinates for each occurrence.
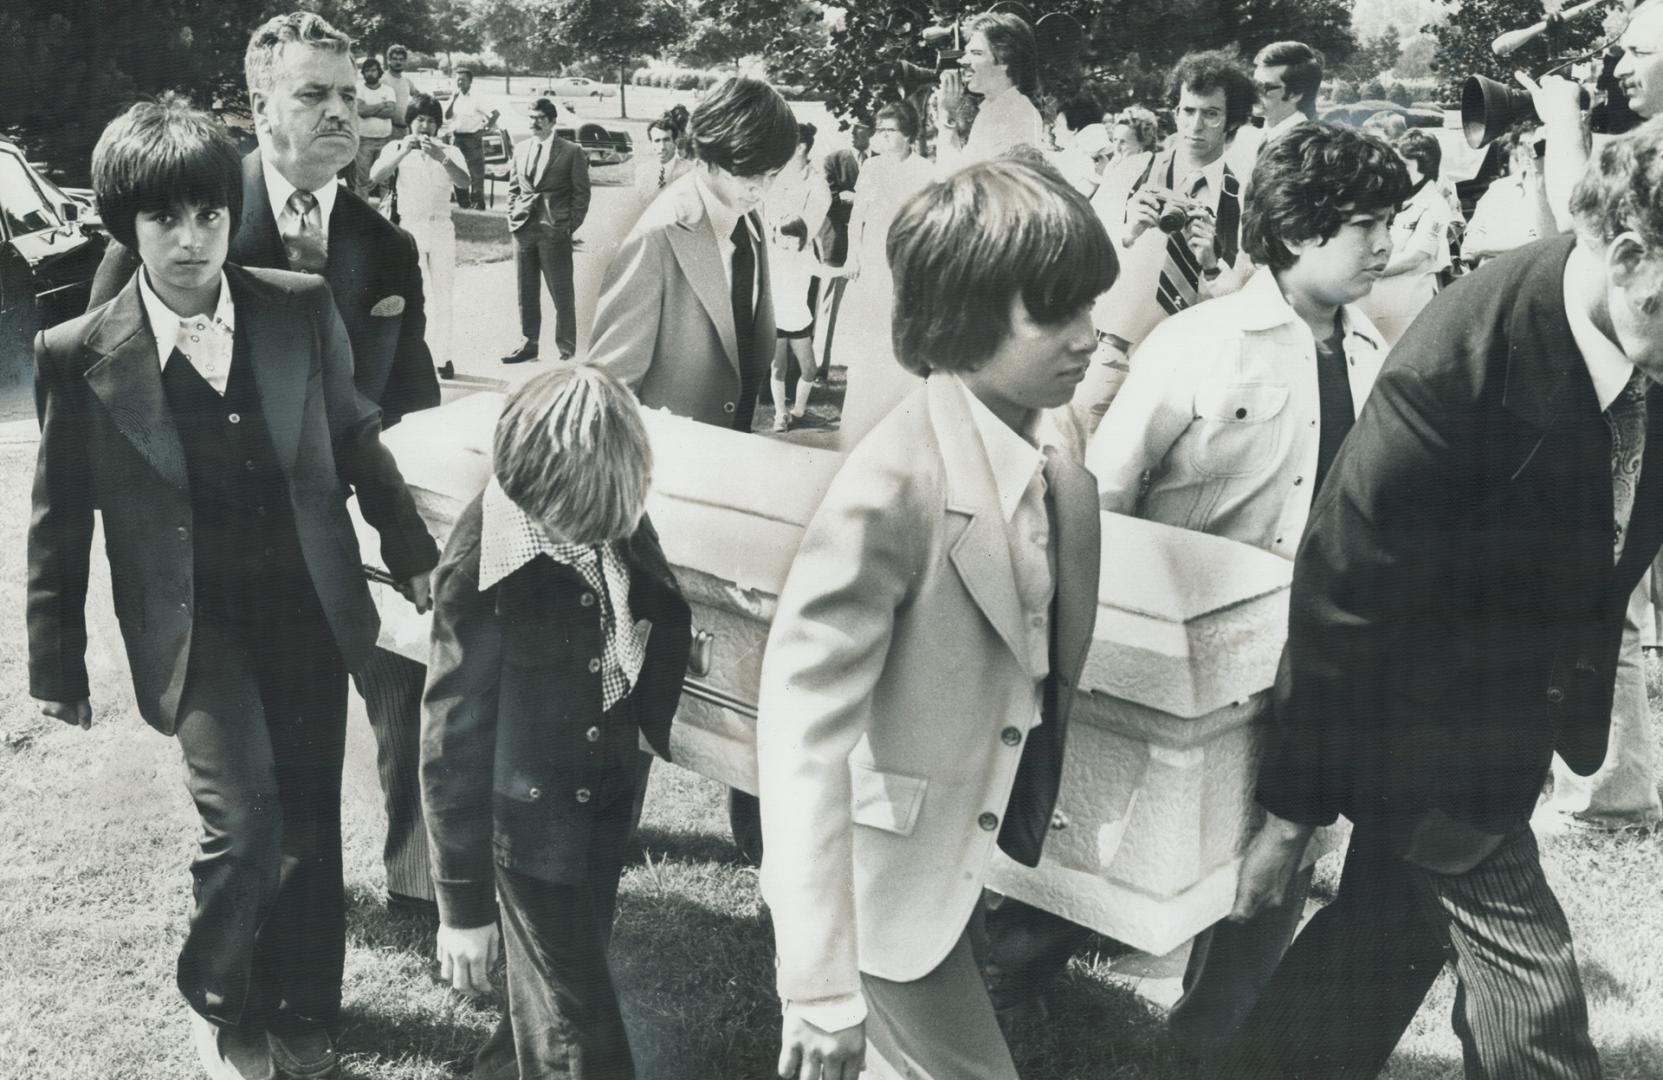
[1,436,1661,1078]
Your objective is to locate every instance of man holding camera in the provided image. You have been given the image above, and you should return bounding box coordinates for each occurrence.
[1077,50,1257,426]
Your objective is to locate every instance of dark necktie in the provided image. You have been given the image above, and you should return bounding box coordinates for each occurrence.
[1608,368,1650,562]
[528,140,542,185]
[281,189,327,273]
[730,217,757,430]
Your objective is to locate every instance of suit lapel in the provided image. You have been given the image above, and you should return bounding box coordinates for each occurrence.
[323,195,372,316]
[664,181,740,374]
[229,267,307,479]
[232,151,285,270]
[82,276,189,491]
[930,376,1032,673]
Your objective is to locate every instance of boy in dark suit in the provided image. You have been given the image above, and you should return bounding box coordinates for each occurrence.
[27,97,437,1080]
[421,366,691,1079]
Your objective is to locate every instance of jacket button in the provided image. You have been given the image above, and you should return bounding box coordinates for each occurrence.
[176,526,188,540]
[1000,726,1022,746]
[575,788,592,804]
[586,726,601,742]
[227,413,240,424]
[580,592,595,607]
[527,786,541,800]
[1293,475,1303,486]
[244,460,256,472]
[723,401,736,414]
[1546,686,1565,704]
[587,657,601,673]
[978,812,998,831]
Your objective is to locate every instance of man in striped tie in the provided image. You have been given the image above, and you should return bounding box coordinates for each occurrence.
[1077,50,1257,427]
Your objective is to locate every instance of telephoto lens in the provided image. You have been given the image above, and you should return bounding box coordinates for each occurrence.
[1157,200,1189,235]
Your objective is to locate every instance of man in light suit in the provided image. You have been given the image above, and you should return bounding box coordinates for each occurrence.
[87,10,445,922]
[501,98,590,365]
[1212,121,1663,1079]
[589,76,797,433]
[758,159,1116,1080]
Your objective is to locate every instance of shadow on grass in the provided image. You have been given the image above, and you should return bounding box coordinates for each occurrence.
[631,823,752,868]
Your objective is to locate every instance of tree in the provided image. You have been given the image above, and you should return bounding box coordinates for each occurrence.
[679,0,827,73]
[0,0,267,183]
[301,0,441,57]
[1427,0,1604,102]
[471,0,565,74]
[426,0,482,67]
[533,0,688,117]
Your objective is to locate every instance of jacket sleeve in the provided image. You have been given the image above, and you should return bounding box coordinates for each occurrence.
[27,331,95,703]
[421,535,502,929]
[377,228,439,426]
[588,227,667,393]
[1085,318,1199,512]
[756,450,928,1005]
[570,148,592,234]
[1258,355,1471,827]
[314,284,439,582]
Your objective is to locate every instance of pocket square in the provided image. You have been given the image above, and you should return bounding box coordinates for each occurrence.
[369,295,406,317]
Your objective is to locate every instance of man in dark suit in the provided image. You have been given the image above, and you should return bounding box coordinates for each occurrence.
[87,10,446,923]
[1211,122,1663,1079]
[811,120,867,371]
[500,98,590,364]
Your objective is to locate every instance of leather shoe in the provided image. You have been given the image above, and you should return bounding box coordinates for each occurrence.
[500,340,540,364]
[267,1026,337,1079]
[190,1011,275,1080]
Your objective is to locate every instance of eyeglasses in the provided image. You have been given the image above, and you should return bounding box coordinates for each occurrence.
[875,126,904,135]
[1256,81,1287,96]
[1178,108,1227,129]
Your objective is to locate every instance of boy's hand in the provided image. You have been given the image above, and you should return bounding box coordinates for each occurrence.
[38,698,92,730]
[436,923,499,995]
[778,1015,864,1080]
[400,571,433,613]
[1228,811,1314,923]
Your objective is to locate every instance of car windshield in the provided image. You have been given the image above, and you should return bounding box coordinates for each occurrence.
[0,149,61,238]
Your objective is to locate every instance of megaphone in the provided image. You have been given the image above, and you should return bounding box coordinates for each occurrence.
[1461,73,1589,149]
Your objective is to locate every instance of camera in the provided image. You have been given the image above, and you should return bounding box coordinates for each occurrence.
[1155,194,1190,236]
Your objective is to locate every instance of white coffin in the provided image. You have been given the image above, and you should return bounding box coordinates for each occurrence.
[358,394,1303,954]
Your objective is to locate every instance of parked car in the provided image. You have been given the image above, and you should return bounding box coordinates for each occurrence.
[1320,100,1446,130]
[544,76,618,98]
[482,124,632,180]
[0,137,107,329]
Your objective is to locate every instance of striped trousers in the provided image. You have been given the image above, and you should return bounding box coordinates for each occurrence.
[353,647,435,903]
[1209,823,1600,1080]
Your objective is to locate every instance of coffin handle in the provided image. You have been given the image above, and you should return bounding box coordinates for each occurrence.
[688,628,715,678]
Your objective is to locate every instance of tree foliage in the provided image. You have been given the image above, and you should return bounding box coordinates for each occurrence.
[678,0,827,73]
[787,0,1359,125]
[1426,0,1606,101]
[299,0,441,57]
[0,0,268,182]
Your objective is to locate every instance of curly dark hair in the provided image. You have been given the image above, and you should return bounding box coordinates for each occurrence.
[1168,49,1258,135]
[1243,122,1411,272]
[1571,117,1663,251]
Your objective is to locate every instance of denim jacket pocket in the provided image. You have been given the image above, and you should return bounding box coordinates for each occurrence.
[1191,383,1290,478]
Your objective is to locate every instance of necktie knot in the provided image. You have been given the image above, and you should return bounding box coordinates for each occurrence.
[730,218,749,246]
[281,188,327,273]
[286,189,318,217]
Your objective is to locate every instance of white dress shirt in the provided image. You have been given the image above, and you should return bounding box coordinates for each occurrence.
[444,89,494,134]
[692,170,762,309]
[262,157,339,250]
[137,269,236,395]
[1089,267,1386,559]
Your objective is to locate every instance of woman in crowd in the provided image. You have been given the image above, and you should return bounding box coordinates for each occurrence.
[834,101,941,448]
[1358,128,1452,345]
[1108,106,1160,173]
[764,121,831,431]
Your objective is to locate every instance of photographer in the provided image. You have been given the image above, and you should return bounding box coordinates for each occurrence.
[1523,0,1663,229]
[1077,50,1256,426]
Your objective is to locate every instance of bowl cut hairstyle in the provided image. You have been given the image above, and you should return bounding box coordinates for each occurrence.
[1169,50,1259,135]
[1571,116,1663,252]
[888,159,1118,378]
[967,11,1040,97]
[1395,128,1442,180]
[406,93,444,128]
[690,77,799,178]
[245,11,353,99]
[1255,41,1325,117]
[797,122,817,153]
[1243,122,1409,272]
[493,365,653,546]
[876,100,920,141]
[91,94,245,252]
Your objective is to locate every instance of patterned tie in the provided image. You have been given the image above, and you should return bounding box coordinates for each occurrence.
[1607,368,1650,562]
[657,160,666,188]
[281,189,327,273]
[1156,174,1206,316]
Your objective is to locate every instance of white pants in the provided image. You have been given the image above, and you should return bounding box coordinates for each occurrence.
[403,215,456,368]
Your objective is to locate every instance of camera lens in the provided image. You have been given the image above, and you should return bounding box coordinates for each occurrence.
[1158,204,1188,235]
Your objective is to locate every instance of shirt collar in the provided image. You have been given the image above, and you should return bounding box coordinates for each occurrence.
[479,478,552,591]
[1236,266,1386,354]
[950,373,1058,523]
[1564,258,1636,411]
[1174,149,1227,197]
[135,267,234,370]
[261,154,339,225]
[692,169,758,248]
[1266,112,1306,141]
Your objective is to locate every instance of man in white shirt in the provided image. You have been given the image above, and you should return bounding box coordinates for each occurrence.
[1076,50,1258,427]
[354,56,397,200]
[443,67,499,209]
[382,44,413,144]
[935,10,1045,167]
